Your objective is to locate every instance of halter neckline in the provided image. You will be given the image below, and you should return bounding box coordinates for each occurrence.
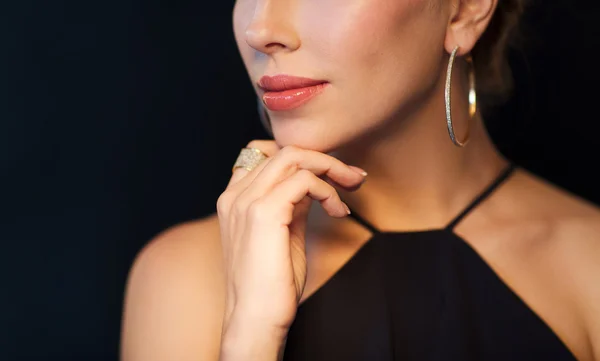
[345,162,518,235]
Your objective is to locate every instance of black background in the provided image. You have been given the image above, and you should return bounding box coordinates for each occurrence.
[2,0,599,360]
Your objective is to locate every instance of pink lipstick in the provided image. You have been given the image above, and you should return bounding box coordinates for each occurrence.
[258,75,329,111]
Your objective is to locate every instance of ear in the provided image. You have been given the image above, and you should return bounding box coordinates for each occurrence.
[444,0,498,56]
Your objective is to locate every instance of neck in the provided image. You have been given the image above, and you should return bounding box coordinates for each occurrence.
[324,77,509,232]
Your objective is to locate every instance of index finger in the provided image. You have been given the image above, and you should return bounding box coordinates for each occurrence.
[244,145,366,197]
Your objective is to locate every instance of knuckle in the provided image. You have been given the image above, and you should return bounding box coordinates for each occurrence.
[279,145,299,158]
[321,183,337,200]
[278,146,301,172]
[246,140,262,149]
[329,188,340,201]
[232,196,249,216]
[216,192,233,214]
[246,200,271,222]
[296,169,314,182]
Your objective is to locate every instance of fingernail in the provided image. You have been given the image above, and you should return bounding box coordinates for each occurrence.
[343,202,351,215]
[348,166,368,177]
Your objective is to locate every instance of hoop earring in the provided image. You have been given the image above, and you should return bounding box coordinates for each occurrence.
[257,97,273,137]
[445,45,477,147]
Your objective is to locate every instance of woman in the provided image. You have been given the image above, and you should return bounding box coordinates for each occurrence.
[121,0,600,360]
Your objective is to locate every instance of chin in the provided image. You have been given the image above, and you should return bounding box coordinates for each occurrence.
[271,121,345,154]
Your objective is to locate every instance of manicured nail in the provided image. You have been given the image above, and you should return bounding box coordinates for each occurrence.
[343,202,351,215]
[348,165,368,177]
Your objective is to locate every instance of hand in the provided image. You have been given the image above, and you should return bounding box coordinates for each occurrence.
[217,140,367,335]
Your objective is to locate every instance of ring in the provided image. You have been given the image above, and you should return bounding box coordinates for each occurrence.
[232,147,268,172]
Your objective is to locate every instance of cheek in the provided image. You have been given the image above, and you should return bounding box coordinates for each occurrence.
[304,0,445,90]
[301,0,447,130]
[302,0,422,62]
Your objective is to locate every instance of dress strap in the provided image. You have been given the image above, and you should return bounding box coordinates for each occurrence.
[445,162,517,231]
[346,207,381,235]
[343,162,517,234]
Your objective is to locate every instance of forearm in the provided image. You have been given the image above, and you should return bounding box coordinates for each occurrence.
[219,315,289,361]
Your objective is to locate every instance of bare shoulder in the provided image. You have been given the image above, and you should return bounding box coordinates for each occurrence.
[510,168,600,358]
[506,167,598,215]
[509,167,600,242]
[509,167,600,270]
[130,213,222,270]
[121,213,224,361]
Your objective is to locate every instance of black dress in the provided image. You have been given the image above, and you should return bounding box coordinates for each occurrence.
[283,163,576,360]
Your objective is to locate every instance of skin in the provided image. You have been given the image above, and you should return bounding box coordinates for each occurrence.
[120,0,600,360]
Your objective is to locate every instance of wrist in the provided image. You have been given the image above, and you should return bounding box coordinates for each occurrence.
[220,312,289,361]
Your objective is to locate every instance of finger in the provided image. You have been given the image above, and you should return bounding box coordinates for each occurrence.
[323,173,366,192]
[258,169,350,222]
[245,146,366,199]
[226,140,280,189]
[245,139,280,156]
[227,157,270,190]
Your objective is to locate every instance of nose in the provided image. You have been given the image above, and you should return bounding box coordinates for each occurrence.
[244,1,300,54]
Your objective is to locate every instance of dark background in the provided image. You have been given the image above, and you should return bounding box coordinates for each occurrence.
[2,0,599,360]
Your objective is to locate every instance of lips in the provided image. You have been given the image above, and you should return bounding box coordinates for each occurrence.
[258,74,329,111]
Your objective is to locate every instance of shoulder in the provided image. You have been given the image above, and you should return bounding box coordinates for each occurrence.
[508,167,600,244]
[130,214,222,271]
[121,213,224,361]
[508,167,600,274]
[510,168,600,358]
[479,166,600,250]
[125,214,223,292]
[546,193,600,360]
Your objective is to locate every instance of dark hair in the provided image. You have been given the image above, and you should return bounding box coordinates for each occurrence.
[472,0,528,109]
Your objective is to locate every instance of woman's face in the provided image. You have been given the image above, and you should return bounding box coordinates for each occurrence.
[232,0,450,152]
